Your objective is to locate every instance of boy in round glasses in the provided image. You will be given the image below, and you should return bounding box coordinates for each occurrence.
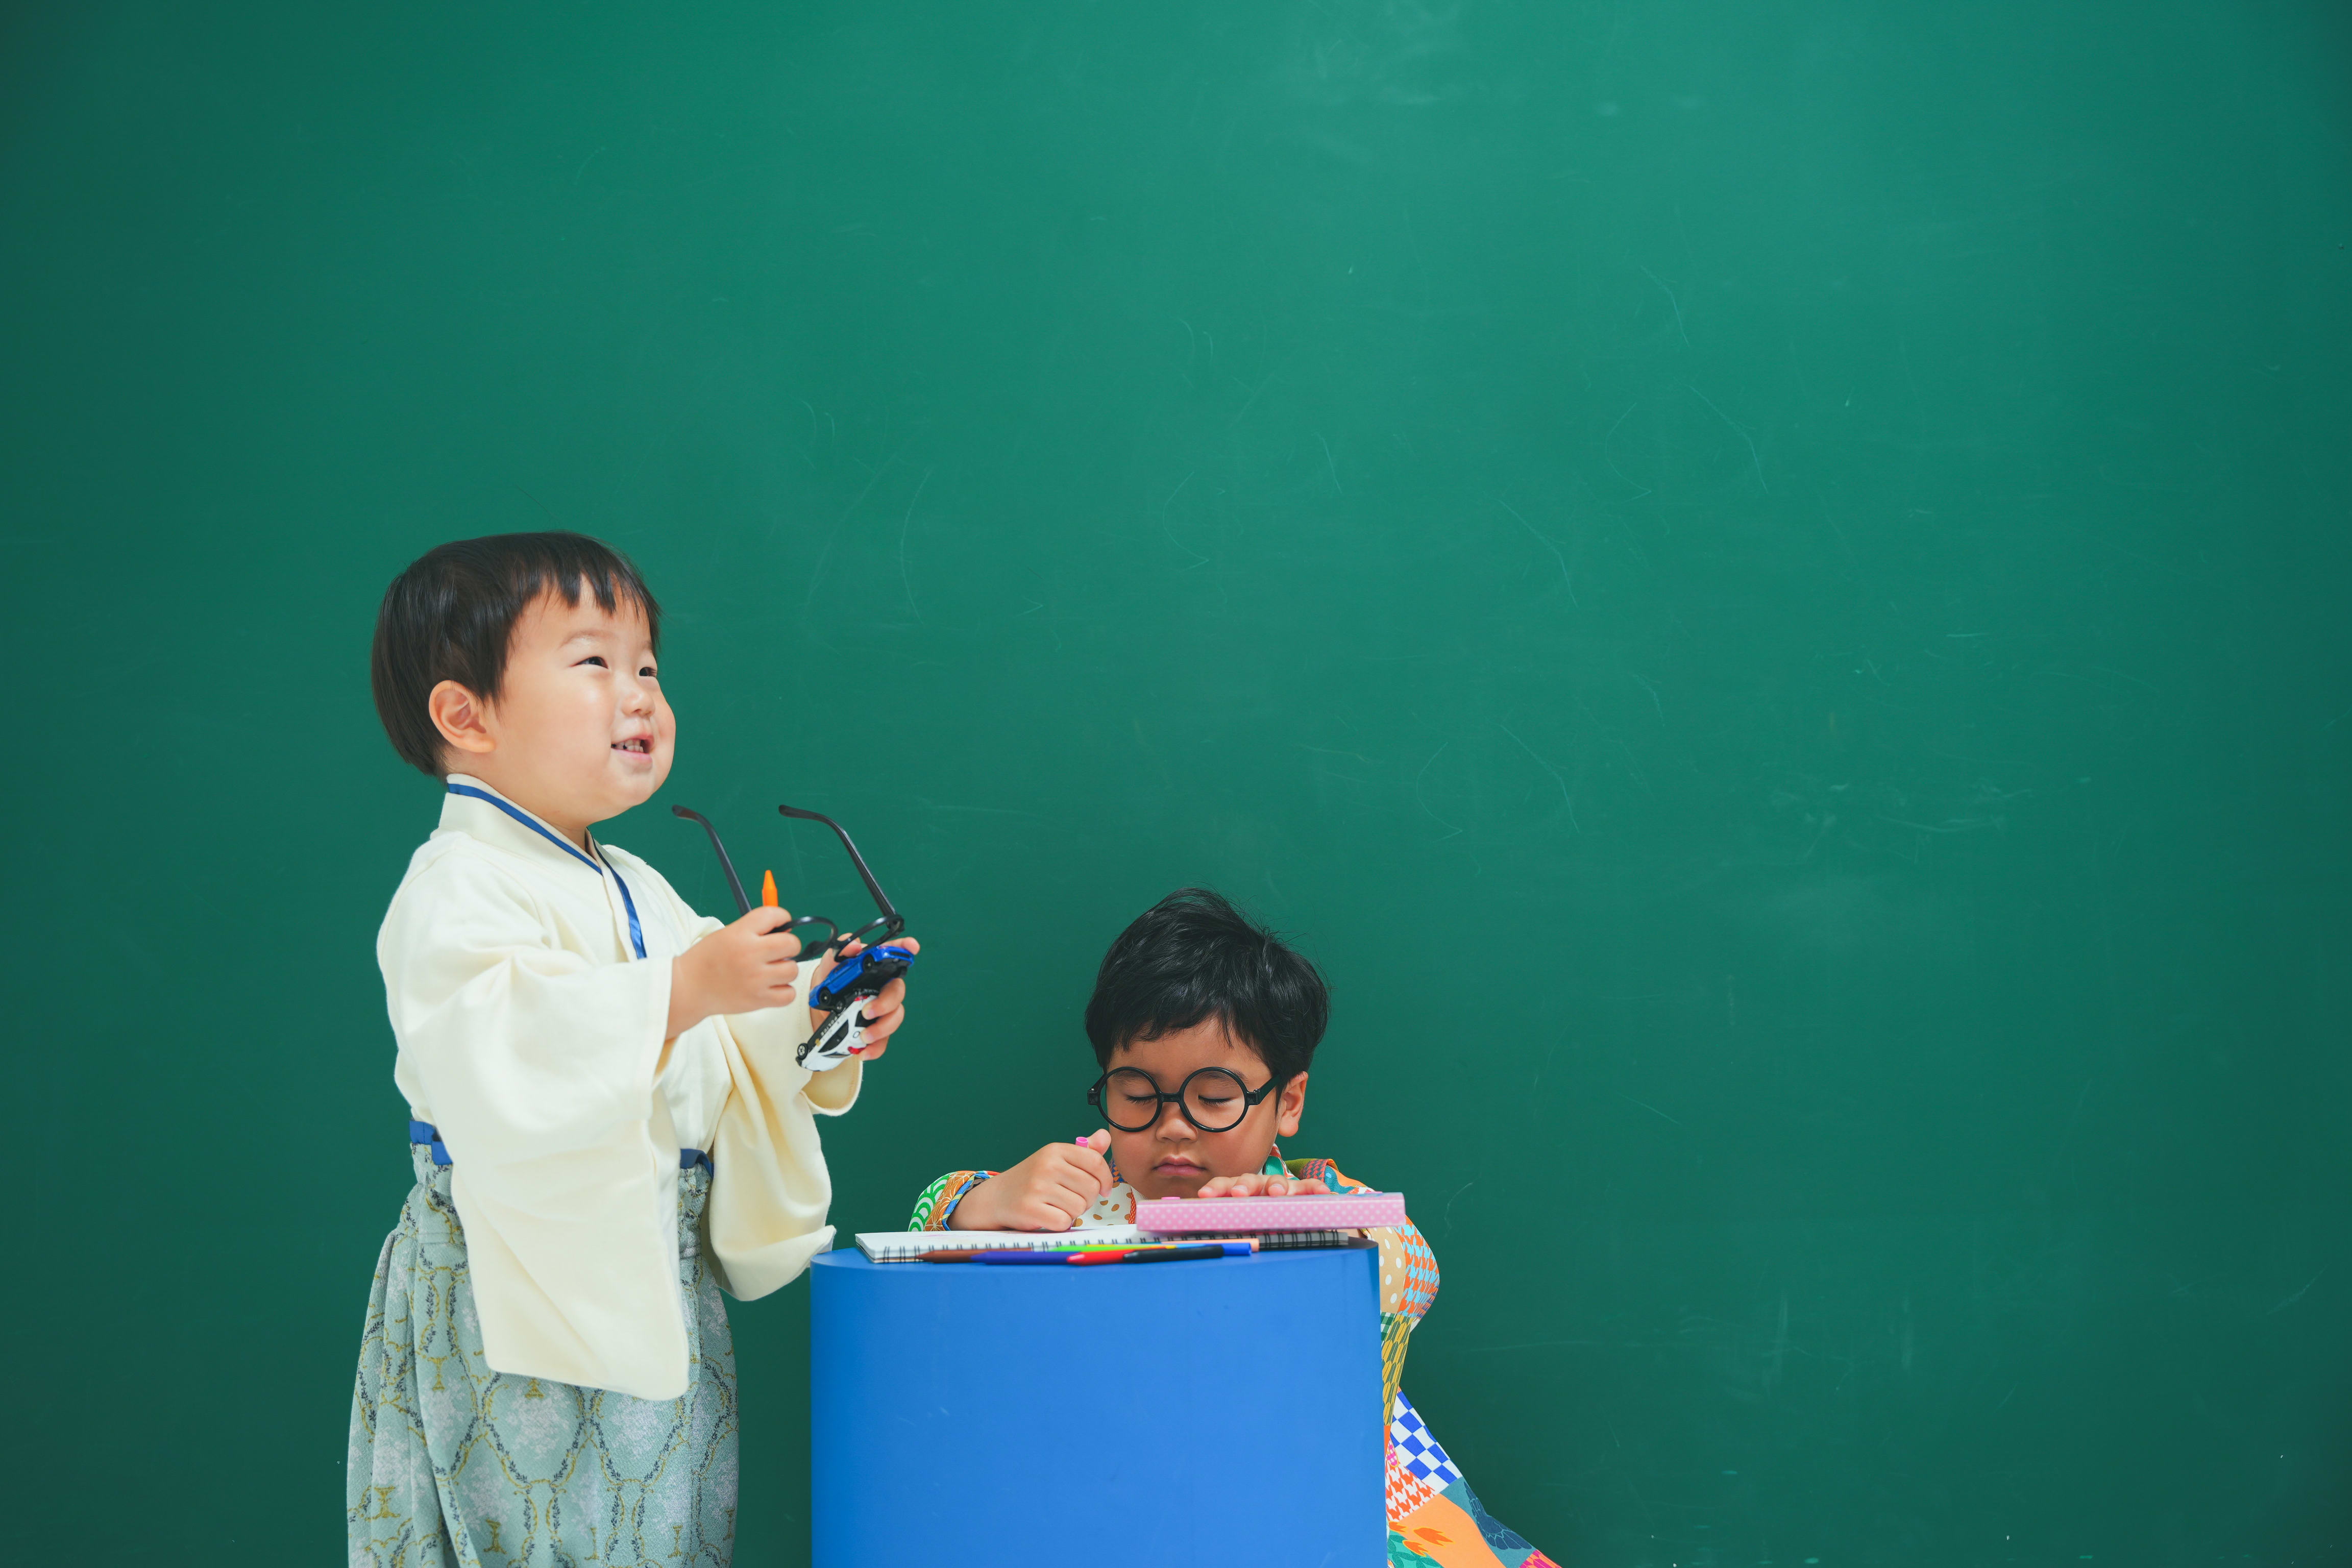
[349,532,916,1566]
[904,889,1555,1568]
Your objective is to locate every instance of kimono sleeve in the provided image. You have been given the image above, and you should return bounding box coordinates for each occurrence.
[379,849,684,1400]
[648,877,867,1301]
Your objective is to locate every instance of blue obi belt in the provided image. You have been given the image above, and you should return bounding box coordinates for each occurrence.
[409,1120,712,1173]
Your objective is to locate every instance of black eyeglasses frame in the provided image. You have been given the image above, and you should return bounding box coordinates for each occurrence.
[1086,1065,1287,1135]
[669,802,905,958]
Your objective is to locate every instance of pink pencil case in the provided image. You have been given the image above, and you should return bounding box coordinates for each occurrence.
[1136,1190,1407,1234]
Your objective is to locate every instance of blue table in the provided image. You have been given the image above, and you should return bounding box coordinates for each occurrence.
[810,1241,1386,1567]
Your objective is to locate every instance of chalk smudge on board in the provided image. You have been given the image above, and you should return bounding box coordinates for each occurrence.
[1499,500,1578,606]
[1639,263,1691,349]
[2265,1269,2325,1317]
[1412,741,1464,840]
[1499,722,1580,832]
[1620,1093,1682,1128]
[1687,383,1768,493]
[897,465,933,620]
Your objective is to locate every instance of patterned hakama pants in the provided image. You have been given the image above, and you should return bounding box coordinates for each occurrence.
[348,1147,738,1567]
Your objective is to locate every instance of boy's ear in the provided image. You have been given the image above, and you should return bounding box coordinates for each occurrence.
[428,680,498,758]
[1276,1072,1308,1138]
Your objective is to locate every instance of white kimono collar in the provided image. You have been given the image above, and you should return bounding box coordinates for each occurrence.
[439,773,606,871]
[439,774,647,958]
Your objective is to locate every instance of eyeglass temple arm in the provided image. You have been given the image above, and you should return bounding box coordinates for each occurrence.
[778,804,901,928]
[670,805,753,916]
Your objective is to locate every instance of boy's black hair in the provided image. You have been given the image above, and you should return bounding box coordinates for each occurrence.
[1084,889,1329,1086]
[370,531,663,777]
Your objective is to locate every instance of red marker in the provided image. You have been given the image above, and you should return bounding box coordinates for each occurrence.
[1070,1243,1248,1266]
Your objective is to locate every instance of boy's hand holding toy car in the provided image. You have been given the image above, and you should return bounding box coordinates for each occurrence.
[802,933,917,1067]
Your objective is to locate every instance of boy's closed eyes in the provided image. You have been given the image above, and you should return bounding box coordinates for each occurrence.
[1097,1018,1317,1201]
[946,1016,1319,1231]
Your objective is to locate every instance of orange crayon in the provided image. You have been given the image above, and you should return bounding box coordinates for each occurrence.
[761,869,778,908]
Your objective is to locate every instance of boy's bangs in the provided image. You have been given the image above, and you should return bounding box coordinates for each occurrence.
[1121,989,1232,1050]
[527,549,662,649]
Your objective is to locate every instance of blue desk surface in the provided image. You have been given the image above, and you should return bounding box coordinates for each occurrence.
[810,1242,1386,1567]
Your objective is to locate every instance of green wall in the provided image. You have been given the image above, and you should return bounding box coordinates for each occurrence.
[7,3,2349,1562]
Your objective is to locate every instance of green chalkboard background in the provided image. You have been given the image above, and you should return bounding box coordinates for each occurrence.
[6,3,2349,1562]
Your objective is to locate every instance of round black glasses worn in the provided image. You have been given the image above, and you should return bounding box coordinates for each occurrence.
[1086,1065,1285,1134]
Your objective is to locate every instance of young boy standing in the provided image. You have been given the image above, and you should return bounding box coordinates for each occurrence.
[349,533,915,1566]
[906,890,1556,1568]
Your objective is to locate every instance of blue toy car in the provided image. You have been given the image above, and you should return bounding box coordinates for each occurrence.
[801,942,918,1070]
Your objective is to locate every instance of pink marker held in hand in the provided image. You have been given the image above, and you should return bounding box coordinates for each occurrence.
[1075,1131,1113,1197]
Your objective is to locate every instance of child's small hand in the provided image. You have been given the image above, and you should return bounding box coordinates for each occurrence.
[806,936,918,1063]
[950,1131,1113,1231]
[668,906,806,1038]
[1193,1171,1324,1199]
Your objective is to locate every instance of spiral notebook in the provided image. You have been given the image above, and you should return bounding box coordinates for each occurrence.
[854,1224,1356,1262]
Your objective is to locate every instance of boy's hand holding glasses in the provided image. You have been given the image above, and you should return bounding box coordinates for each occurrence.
[665,905,811,1036]
[667,802,916,1061]
[664,913,916,1057]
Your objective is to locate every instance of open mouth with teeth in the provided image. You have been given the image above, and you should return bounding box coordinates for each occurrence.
[613,737,652,754]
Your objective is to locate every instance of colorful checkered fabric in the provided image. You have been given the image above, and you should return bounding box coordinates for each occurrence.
[1389,1393,1463,1488]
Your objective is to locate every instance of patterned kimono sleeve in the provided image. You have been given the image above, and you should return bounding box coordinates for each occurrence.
[1284,1158,1439,1320]
[1284,1158,1439,1431]
[907,1171,998,1232]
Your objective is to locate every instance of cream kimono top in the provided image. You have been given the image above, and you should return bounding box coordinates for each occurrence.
[379,775,861,1401]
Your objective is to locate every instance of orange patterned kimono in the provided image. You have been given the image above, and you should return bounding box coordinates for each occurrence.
[908,1154,1559,1567]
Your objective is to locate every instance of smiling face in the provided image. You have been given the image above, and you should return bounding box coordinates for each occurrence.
[1102,1018,1308,1200]
[427,588,674,844]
